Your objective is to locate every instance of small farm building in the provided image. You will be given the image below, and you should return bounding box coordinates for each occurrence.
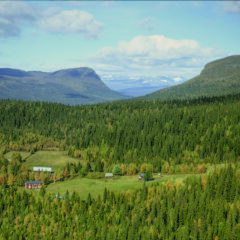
[25,181,43,189]
[33,167,52,173]
[105,173,113,178]
[138,173,145,181]
[53,194,63,199]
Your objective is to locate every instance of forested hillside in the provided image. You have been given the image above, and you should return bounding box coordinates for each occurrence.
[0,93,240,172]
[143,55,240,101]
[0,165,240,239]
[1,95,240,239]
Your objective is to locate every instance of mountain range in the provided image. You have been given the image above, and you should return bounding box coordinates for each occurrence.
[142,55,240,101]
[0,67,126,105]
[0,55,240,104]
[103,75,183,97]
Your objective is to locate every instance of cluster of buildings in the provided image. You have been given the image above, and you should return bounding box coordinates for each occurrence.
[105,172,162,181]
[25,167,53,190]
[25,168,162,190]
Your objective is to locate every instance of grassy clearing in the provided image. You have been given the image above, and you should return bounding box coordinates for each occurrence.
[46,173,195,199]
[25,151,81,171]
[6,150,200,199]
[5,151,31,161]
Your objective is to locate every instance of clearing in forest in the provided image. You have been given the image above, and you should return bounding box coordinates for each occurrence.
[46,173,195,199]
[25,151,82,171]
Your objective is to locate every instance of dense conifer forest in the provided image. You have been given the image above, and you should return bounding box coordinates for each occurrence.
[0,165,240,239]
[0,94,240,172]
[0,94,240,239]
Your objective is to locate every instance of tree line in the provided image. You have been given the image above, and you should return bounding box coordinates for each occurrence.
[0,94,240,173]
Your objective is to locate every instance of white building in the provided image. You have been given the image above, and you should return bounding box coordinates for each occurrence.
[33,167,52,172]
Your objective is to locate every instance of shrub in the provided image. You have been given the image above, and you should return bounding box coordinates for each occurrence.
[112,165,122,175]
[144,170,153,181]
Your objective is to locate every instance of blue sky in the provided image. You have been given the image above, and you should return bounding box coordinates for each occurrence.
[0,1,239,89]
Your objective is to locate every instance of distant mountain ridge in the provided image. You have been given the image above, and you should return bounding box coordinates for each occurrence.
[118,86,168,97]
[0,67,126,105]
[142,55,240,101]
[103,75,182,97]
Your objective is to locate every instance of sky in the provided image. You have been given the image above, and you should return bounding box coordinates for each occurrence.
[0,1,239,90]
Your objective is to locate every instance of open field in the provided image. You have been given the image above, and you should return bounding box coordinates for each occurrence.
[25,151,81,171]
[46,173,195,199]
[5,150,200,199]
[5,151,31,160]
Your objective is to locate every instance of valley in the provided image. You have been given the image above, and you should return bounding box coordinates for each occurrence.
[5,150,199,199]
[0,0,239,238]
[0,91,240,239]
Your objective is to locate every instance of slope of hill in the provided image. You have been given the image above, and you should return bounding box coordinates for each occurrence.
[142,55,240,101]
[1,93,240,170]
[0,67,126,105]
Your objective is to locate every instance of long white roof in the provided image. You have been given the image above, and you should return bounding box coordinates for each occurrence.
[105,173,113,176]
[33,167,52,172]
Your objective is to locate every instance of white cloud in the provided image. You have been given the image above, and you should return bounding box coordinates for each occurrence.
[0,2,104,39]
[161,80,169,83]
[91,35,225,79]
[0,2,38,37]
[137,18,157,31]
[38,10,104,39]
[0,2,37,19]
[221,1,240,14]
[173,77,182,82]
[94,35,222,61]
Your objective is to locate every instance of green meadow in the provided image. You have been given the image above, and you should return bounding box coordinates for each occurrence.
[5,151,31,161]
[25,151,81,171]
[6,150,200,200]
[46,173,194,199]
[5,150,82,171]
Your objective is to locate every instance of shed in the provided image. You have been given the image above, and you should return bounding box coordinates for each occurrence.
[53,194,63,199]
[33,167,52,173]
[138,173,145,181]
[25,181,43,190]
[105,173,113,178]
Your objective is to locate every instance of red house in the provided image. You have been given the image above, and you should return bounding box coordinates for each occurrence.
[25,181,43,190]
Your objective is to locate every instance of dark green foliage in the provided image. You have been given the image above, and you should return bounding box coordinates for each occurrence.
[144,170,153,181]
[0,77,240,238]
[0,166,240,239]
[39,185,46,197]
[112,165,122,175]
[1,93,240,172]
[85,161,92,172]
[94,161,104,172]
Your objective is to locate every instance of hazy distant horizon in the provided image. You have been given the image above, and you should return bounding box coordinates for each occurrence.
[0,1,239,90]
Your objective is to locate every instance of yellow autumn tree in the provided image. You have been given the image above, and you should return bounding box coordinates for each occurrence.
[7,173,14,186]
